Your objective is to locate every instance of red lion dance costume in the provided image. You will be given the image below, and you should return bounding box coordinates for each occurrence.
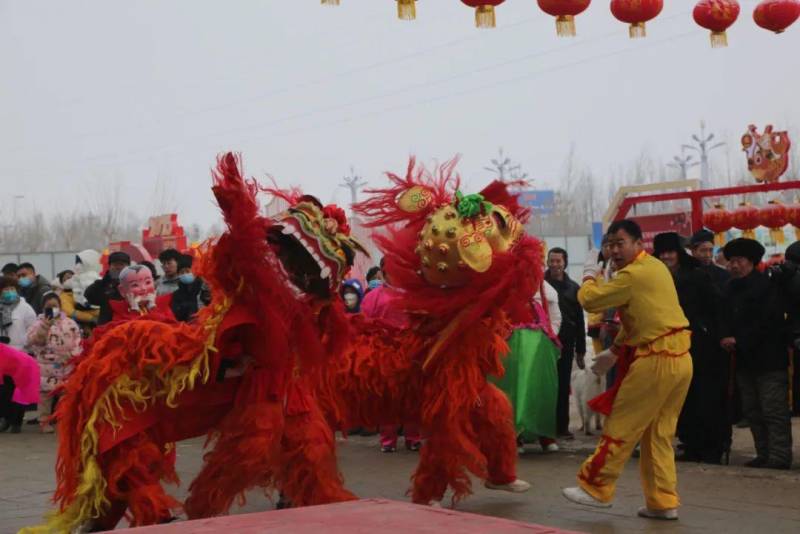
[21,153,364,533]
[318,158,543,505]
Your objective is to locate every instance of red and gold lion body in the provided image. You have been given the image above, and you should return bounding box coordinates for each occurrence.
[317,158,544,504]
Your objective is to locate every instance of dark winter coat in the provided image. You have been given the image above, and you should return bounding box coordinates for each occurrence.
[84,273,122,326]
[545,272,586,355]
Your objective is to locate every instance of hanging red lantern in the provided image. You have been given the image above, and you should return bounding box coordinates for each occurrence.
[785,202,800,241]
[610,0,664,38]
[396,0,417,20]
[693,1,741,47]
[703,204,734,245]
[461,1,506,28]
[537,1,592,37]
[732,202,760,239]
[758,200,788,243]
[753,0,800,33]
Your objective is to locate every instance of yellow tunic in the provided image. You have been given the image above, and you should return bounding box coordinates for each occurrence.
[578,251,690,356]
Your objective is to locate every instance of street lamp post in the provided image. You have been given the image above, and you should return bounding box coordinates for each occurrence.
[681,120,726,189]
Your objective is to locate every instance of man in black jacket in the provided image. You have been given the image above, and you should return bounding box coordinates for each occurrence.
[654,232,731,464]
[689,229,730,289]
[85,252,131,325]
[171,254,211,322]
[720,238,792,469]
[545,247,586,439]
[16,262,52,314]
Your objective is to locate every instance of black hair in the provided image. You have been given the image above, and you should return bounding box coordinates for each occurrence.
[366,266,382,282]
[548,247,569,267]
[1,263,18,275]
[0,275,18,290]
[607,219,643,241]
[139,261,158,280]
[57,270,74,284]
[41,291,61,307]
[17,262,36,273]
[158,248,182,263]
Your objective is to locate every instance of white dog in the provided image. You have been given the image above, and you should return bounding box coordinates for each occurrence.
[571,344,605,435]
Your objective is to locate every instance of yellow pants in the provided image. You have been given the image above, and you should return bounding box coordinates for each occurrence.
[577,352,692,510]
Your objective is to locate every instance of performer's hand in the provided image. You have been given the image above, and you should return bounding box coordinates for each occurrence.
[720,337,736,351]
[582,253,602,283]
[576,353,586,370]
[591,349,617,376]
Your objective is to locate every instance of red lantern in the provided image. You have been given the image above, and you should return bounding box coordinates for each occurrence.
[610,0,663,38]
[732,202,760,239]
[785,202,800,240]
[703,204,734,245]
[753,0,800,33]
[461,0,506,28]
[537,1,592,37]
[397,0,417,20]
[759,201,788,243]
[693,1,740,48]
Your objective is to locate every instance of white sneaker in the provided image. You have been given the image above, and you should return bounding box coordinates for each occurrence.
[517,446,525,455]
[485,479,531,493]
[544,443,559,453]
[561,486,612,508]
[638,507,678,520]
[428,500,442,508]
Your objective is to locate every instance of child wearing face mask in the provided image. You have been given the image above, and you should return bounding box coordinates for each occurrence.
[26,292,82,433]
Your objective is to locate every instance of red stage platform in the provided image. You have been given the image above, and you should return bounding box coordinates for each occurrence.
[117,498,581,533]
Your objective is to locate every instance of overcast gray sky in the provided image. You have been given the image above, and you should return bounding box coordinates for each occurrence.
[2,0,799,227]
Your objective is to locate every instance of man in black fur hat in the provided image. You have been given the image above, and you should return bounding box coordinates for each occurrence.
[720,238,792,469]
[653,232,731,464]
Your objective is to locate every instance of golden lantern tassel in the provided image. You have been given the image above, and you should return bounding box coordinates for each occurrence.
[321,0,340,5]
[710,31,728,48]
[397,0,416,21]
[795,227,800,241]
[714,232,726,247]
[743,229,756,239]
[629,22,646,38]
[770,228,786,244]
[475,5,496,29]
[556,15,577,37]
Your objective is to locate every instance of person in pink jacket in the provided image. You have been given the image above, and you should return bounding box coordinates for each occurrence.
[361,261,421,452]
[26,292,82,433]
[0,343,40,433]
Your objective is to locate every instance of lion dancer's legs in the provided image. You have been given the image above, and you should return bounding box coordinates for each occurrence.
[278,401,357,507]
[184,401,284,519]
[473,384,530,492]
[92,434,180,531]
[410,431,454,505]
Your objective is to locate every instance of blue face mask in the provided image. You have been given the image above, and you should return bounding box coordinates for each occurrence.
[179,273,195,285]
[18,276,33,288]
[1,290,19,304]
[368,279,383,290]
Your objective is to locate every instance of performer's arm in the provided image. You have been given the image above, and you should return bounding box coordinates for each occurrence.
[578,271,632,313]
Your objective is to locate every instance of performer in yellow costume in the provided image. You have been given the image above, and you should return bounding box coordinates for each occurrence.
[562,219,692,521]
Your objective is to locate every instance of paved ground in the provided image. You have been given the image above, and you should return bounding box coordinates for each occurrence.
[3,416,799,534]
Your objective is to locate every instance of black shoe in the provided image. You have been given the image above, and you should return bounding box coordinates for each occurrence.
[744,457,767,468]
[0,418,9,433]
[558,432,575,441]
[765,460,792,470]
[381,446,396,453]
[9,425,21,434]
[26,418,39,425]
